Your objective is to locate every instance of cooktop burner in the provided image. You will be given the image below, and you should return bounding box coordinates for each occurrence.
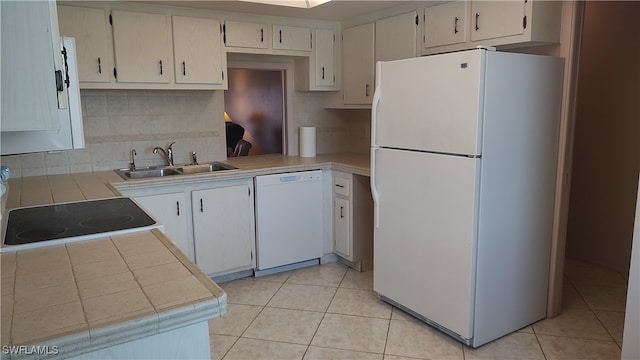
[4,197,156,246]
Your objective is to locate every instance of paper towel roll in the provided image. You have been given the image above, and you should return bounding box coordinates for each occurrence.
[299,126,316,157]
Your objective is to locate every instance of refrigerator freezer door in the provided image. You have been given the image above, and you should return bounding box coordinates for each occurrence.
[372,49,485,156]
[372,148,480,339]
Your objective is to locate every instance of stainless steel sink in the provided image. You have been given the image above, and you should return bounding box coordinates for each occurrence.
[178,162,237,174]
[115,162,237,180]
[118,167,182,179]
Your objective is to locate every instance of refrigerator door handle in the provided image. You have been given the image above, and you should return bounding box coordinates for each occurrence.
[371,61,382,147]
[370,147,380,228]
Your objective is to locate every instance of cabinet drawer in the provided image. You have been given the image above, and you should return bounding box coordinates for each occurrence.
[333,175,351,197]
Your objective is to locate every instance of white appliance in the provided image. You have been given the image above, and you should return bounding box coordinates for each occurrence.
[255,170,323,274]
[1,36,85,155]
[371,48,564,347]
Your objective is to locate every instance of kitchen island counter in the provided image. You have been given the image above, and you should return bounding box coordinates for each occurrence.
[0,229,225,359]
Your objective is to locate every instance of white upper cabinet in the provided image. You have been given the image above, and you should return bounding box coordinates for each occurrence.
[421,0,561,55]
[314,29,336,87]
[424,1,467,49]
[342,23,375,105]
[375,11,417,62]
[172,16,225,86]
[57,5,109,83]
[272,25,311,51]
[224,20,268,49]
[111,10,171,83]
[470,1,525,42]
[1,1,60,131]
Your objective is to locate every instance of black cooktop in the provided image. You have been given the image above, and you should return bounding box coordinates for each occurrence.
[4,197,156,246]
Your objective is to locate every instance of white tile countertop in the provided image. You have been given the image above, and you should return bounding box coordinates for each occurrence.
[0,230,226,359]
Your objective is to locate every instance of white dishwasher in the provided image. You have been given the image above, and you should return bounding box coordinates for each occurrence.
[255,170,323,274]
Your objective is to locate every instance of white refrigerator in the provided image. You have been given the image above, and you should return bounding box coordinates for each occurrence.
[371,48,564,347]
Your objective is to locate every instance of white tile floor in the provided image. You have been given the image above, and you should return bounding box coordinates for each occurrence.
[209,259,627,360]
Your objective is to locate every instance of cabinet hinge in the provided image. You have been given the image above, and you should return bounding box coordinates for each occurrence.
[109,13,113,26]
[523,15,527,29]
[415,14,419,26]
[113,67,117,79]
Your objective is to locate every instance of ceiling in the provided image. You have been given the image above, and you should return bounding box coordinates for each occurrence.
[138,0,412,21]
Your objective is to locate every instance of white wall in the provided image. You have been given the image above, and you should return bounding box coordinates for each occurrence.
[622,176,639,359]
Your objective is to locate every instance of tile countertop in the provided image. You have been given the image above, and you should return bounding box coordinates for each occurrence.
[2,153,370,209]
[0,153,369,358]
[0,230,226,359]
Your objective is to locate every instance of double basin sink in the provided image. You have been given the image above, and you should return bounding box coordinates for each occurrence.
[115,162,237,180]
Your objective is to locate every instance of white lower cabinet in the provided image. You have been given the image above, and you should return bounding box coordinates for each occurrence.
[192,182,256,277]
[333,196,351,257]
[134,192,191,261]
[120,177,255,277]
[332,171,374,271]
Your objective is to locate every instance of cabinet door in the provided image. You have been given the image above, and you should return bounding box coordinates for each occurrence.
[470,1,526,42]
[334,196,351,259]
[192,184,255,276]
[135,193,191,261]
[172,16,223,85]
[315,29,335,87]
[424,1,467,48]
[225,21,268,49]
[57,6,109,82]
[343,23,375,105]
[111,10,171,83]
[1,1,59,131]
[272,25,311,51]
[375,11,417,62]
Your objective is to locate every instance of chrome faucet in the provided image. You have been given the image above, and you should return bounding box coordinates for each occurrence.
[167,142,175,166]
[191,151,198,165]
[130,149,137,171]
[153,142,175,166]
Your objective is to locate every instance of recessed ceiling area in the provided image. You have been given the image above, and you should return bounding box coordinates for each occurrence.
[136,0,412,21]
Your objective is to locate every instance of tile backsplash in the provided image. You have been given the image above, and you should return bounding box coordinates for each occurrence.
[1,89,370,178]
